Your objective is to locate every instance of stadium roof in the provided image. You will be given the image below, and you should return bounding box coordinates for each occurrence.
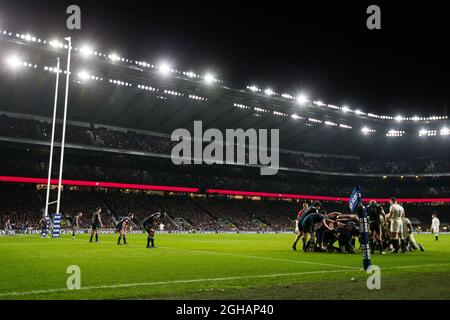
[1,29,450,156]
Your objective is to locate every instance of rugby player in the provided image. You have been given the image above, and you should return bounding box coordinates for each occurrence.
[296,202,322,251]
[385,197,404,253]
[4,216,12,235]
[71,212,82,240]
[431,213,440,241]
[292,202,309,251]
[366,200,386,254]
[116,213,135,245]
[142,211,164,248]
[39,216,48,238]
[89,207,103,243]
[402,216,424,251]
[301,210,334,252]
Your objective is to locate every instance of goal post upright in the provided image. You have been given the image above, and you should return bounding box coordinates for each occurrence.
[56,37,72,216]
[44,57,60,218]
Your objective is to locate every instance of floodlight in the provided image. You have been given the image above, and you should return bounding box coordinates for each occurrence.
[78,71,91,81]
[342,106,350,112]
[264,88,274,96]
[108,53,120,62]
[80,45,94,57]
[6,55,21,68]
[158,62,171,75]
[204,73,215,84]
[296,94,307,105]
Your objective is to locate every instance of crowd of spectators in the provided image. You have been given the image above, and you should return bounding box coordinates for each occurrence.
[1,114,450,175]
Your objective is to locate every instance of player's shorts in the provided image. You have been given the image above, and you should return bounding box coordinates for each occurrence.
[301,220,315,234]
[143,223,155,232]
[432,227,439,235]
[390,218,403,234]
[369,222,381,233]
[91,223,101,230]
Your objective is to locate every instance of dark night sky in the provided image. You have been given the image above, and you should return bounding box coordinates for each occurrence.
[0,0,449,116]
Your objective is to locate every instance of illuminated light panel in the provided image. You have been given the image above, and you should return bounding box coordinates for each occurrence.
[109,79,132,87]
[386,130,405,137]
[339,124,352,129]
[324,121,338,126]
[361,127,376,135]
[297,95,308,105]
[188,94,207,101]
[233,103,251,110]
[440,127,450,136]
[264,88,274,96]
[137,84,157,92]
[164,89,183,97]
[247,85,260,92]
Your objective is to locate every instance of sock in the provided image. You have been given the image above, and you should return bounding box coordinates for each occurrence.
[151,238,154,247]
[90,234,93,242]
[147,237,150,247]
[378,240,383,253]
[118,236,121,244]
[436,235,438,241]
[123,236,127,244]
[95,234,98,242]
[400,239,406,252]
[72,231,75,237]
[392,240,398,251]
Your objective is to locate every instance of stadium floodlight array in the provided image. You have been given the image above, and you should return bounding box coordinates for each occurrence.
[361,127,376,135]
[324,121,338,126]
[109,79,132,87]
[1,26,449,134]
[5,55,37,69]
[296,94,309,105]
[273,111,289,117]
[188,94,207,101]
[233,103,251,110]
[419,129,437,137]
[339,124,353,129]
[163,89,183,97]
[309,118,322,124]
[386,129,405,137]
[254,107,270,113]
[77,71,102,82]
[137,84,158,92]
[440,127,450,136]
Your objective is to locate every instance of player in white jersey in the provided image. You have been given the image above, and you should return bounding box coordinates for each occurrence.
[386,197,404,253]
[402,217,424,251]
[431,213,440,241]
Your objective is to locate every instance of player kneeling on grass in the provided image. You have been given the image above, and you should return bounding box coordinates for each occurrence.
[402,217,424,252]
[142,211,164,248]
[71,212,82,240]
[116,213,135,245]
[90,207,103,243]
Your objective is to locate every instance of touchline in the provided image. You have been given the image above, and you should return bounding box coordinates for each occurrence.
[171,121,280,175]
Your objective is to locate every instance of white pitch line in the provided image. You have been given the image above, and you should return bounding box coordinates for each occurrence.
[0,269,355,298]
[159,246,360,270]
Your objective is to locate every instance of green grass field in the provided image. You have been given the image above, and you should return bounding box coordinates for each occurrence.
[0,233,449,300]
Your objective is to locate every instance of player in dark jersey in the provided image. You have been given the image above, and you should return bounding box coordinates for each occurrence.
[292,202,309,251]
[336,222,360,253]
[297,202,322,251]
[142,211,164,248]
[366,200,386,254]
[71,212,82,240]
[301,211,334,252]
[39,216,49,238]
[89,207,103,243]
[116,213,135,245]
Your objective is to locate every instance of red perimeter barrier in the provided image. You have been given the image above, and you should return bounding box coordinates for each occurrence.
[1,175,449,203]
[0,176,199,193]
